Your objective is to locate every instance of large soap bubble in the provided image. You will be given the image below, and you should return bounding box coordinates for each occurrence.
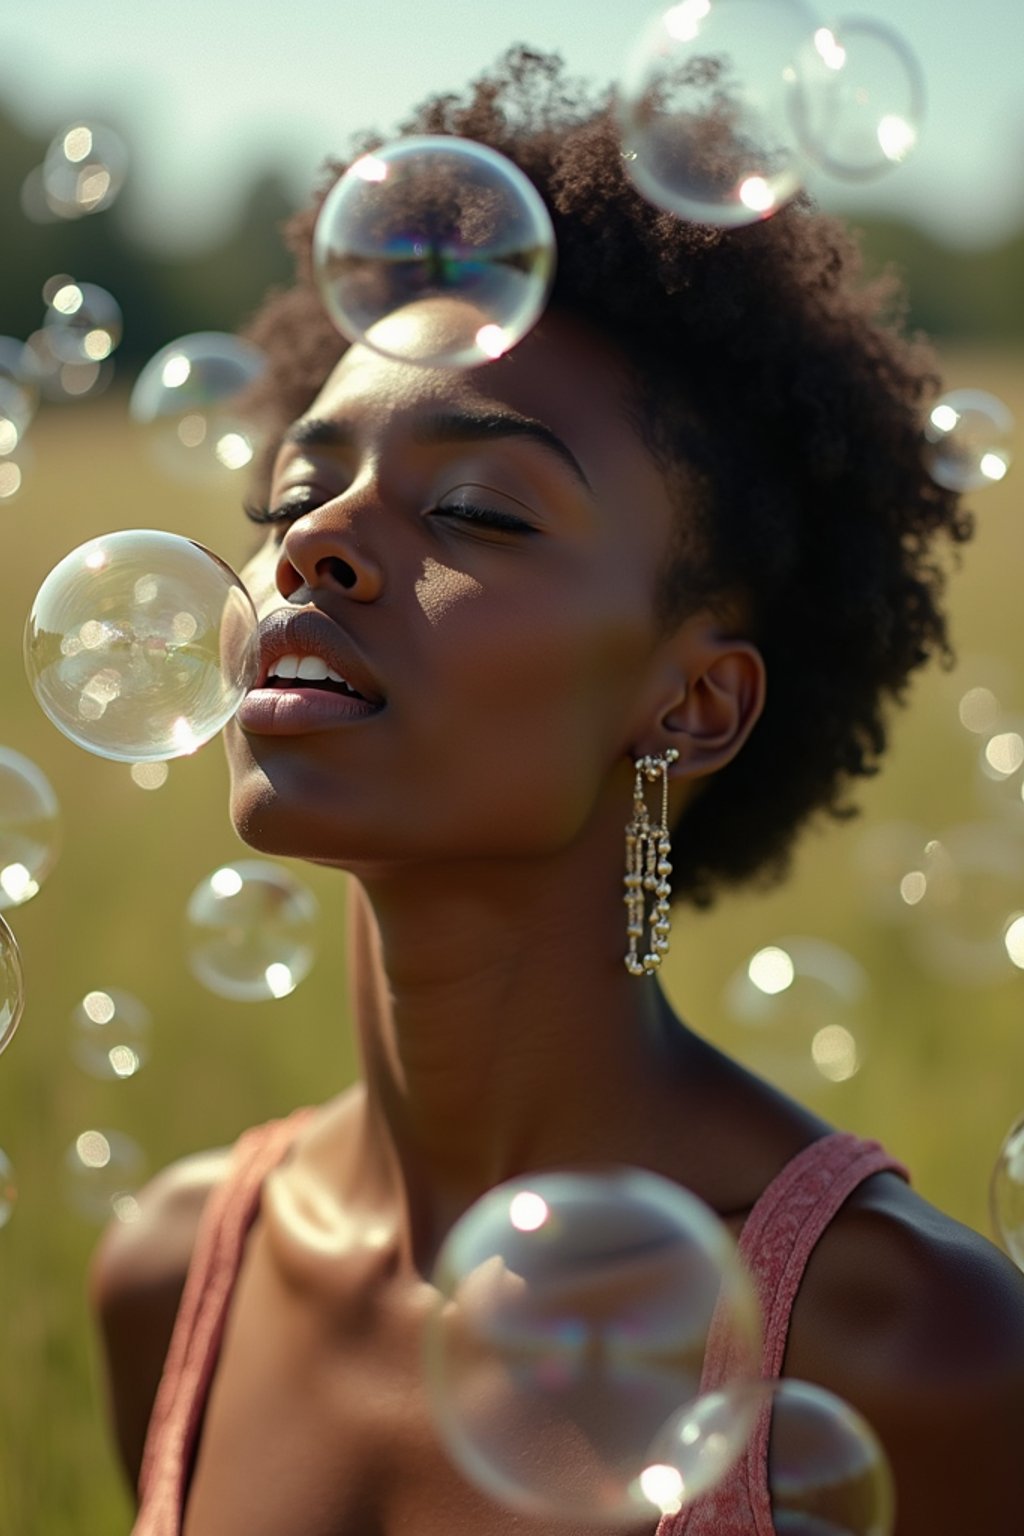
[0,747,60,908]
[129,332,266,483]
[923,389,1014,491]
[0,914,25,1057]
[423,1166,761,1522]
[618,0,817,227]
[24,529,260,762]
[790,19,925,181]
[313,136,556,369]
[186,860,319,1001]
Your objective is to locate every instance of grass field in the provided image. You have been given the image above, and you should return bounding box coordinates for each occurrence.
[0,347,1022,1533]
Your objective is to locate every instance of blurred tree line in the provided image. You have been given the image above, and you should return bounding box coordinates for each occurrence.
[1,99,1022,372]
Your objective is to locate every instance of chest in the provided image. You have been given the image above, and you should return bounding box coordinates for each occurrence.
[180,1225,658,1536]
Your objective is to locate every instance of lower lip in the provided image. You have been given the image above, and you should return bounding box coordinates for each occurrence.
[234,687,383,735]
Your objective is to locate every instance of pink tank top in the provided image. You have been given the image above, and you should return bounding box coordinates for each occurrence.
[134,1117,907,1535]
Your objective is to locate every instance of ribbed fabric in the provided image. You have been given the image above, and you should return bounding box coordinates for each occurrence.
[133,1121,906,1536]
[661,1132,908,1535]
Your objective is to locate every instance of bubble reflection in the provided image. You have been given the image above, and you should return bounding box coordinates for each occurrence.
[186,860,318,1001]
[423,1167,761,1522]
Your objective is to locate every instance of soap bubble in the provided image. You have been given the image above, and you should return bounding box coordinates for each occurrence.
[71,988,151,1080]
[129,332,266,483]
[0,1149,16,1228]
[0,746,60,908]
[991,1112,1024,1271]
[423,1166,761,1522]
[790,19,925,181]
[186,860,319,1001]
[0,337,39,448]
[723,937,868,1088]
[23,326,113,404]
[0,914,24,1057]
[923,389,1014,491]
[618,0,816,227]
[975,717,1024,821]
[908,824,1024,986]
[44,280,123,364]
[313,136,556,368]
[24,528,260,762]
[851,819,932,926]
[64,1129,146,1223]
[42,121,127,218]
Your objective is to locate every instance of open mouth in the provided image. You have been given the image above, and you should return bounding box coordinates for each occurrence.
[263,654,372,703]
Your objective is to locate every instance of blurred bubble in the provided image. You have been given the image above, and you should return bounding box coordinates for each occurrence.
[0,746,60,909]
[186,860,318,1001]
[992,1113,1024,1272]
[20,165,61,225]
[423,1167,761,1522]
[0,458,25,501]
[723,936,868,1088]
[0,914,25,1057]
[0,1148,16,1228]
[851,819,932,926]
[790,19,924,181]
[0,336,40,440]
[23,327,113,404]
[129,760,170,791]
[71,988,151,1079]
[43,280,123,365]
[908,824,1024,985]
[959,684,1002,736]
[975,716,1024,821]
[923,389,1014,491]
[1005,914,1024,970]
[42,121,128,218]
[312,136,556,368]
[64,1129,146,1223]
[618,0,817,228]
[24,528,260,762]
[130,332,265,483]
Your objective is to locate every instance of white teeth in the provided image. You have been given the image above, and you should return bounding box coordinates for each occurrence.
[326,666,345,684]
[296,655,330,681]
[272,654,300,679]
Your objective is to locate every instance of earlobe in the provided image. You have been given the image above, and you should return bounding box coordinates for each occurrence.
[661,640,766,779]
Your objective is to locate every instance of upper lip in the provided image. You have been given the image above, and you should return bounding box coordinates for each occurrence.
[254,608,385,705]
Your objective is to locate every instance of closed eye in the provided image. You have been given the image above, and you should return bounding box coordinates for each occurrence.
[430,484,539,536]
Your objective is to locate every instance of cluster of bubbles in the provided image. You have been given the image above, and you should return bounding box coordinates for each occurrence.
[423,1168,894,1531]
[22,122,128,224]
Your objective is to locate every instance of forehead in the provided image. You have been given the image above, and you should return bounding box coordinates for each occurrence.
[297,309,674,531]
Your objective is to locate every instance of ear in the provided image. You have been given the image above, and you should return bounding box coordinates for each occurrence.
[640,618,766,781]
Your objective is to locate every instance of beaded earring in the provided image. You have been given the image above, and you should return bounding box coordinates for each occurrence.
[623,749,678,976]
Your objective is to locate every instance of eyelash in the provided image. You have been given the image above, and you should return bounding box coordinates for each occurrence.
[242,496,537,537]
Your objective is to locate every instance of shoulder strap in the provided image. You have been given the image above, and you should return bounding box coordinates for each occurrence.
[661,1132,908,1536]
[135,1109,315,1532]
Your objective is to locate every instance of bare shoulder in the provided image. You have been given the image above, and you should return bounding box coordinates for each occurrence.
[786,1169,1024,1535]
[88,1145,233,1498]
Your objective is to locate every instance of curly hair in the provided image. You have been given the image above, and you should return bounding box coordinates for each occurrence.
[239,47,973,910]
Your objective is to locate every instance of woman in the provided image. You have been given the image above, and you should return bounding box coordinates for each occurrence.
[90,51,1024,1535]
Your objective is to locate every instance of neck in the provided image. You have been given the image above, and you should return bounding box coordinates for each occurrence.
[341,837,699,1259]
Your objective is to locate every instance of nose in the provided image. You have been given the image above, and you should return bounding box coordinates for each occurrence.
[274,490,384,605]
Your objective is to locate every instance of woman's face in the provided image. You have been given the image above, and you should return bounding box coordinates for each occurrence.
[224,307,683,870]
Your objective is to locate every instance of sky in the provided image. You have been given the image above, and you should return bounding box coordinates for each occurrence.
[2,0,1022,253]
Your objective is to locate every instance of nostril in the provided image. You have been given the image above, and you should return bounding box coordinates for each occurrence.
[319,556,357,590]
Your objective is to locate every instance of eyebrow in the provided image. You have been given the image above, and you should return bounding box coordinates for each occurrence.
[281,408,593,493]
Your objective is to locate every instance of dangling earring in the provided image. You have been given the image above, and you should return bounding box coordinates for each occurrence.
[623,749,678,976]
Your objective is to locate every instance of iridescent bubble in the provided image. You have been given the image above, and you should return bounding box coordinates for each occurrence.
[789,19,925,181]
[908,823,1024,985]
[618,0,817,228]
[64,1129,146,1223]
[42,121,128,218]
[723,937,868,1088]
[312,136,556,368]
[0,1148,16,1228]
[0,746,60,909]
[43,280,123,365]
[130,332,265,483]
[0,914,25,1057]
[923,389,1014,492]
[71,988,151,1080]
[992,1113,1024,1272]
[24,529,260,762]
[186,860,318,1001]
[423,1167,761,1522]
